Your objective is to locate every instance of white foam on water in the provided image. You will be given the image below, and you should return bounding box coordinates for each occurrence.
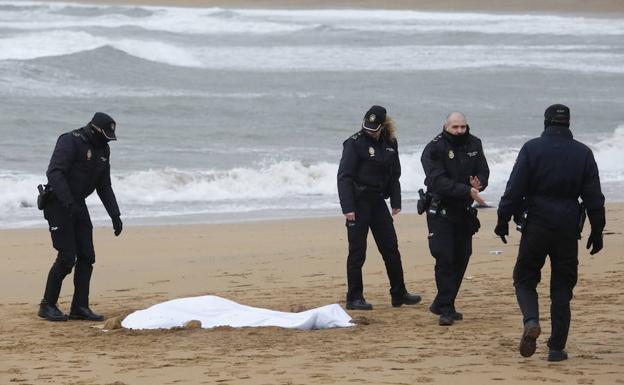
[1,127,622,228]
[2,2,623,36]
[1,2,622,73]
[1,31,622,73]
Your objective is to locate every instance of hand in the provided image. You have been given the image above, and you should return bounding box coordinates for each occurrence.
[392,208,401,216]
[586,230,603,255]
[470,188,486,207]
[112,216,123,236]
[345,212,356,221]
[470,176,482,190]
[494,220,509,244]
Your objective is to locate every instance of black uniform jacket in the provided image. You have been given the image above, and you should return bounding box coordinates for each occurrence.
[46,127,120,218]
[421,130,489,217]
[498,126,605,235]
[337,129,401,214]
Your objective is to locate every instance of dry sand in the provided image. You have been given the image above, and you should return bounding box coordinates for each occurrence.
[6,2,622,383]
[41,0,624,14]
[1,205,623,385]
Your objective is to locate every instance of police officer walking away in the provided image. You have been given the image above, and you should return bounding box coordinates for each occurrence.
[38,112,123,322]
[495,104,605,362]
[421,112,489,326]
[337,105,422,310]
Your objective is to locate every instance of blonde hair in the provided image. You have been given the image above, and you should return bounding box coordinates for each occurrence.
[383,116,397,141]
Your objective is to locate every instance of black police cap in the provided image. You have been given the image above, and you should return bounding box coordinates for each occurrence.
[90,112,117,141]
[362,105,387,132]
[544,104,570,123]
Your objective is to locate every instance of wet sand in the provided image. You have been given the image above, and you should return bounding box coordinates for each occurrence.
[1,205,623,384]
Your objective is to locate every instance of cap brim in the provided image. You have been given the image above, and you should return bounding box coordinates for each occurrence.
[102,129,117,140]
[362,121,382,131]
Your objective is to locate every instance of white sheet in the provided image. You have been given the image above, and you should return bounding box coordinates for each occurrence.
[121,295,354,330]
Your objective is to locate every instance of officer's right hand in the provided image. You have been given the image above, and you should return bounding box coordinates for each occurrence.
[112,216,123,237]
[494,219,509,244]
[345,212,356,221]
[586,230,603,255]
[470,187,486,206]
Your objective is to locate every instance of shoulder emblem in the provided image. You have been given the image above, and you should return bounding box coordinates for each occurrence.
[72,130,81,137]
[350,131,362,140]
[432,134,442,143]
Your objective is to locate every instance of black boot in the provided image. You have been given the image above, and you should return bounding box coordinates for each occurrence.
[439,313,454,326]
[69,306,104,321]
[429,304,463,320]
[38,299,68,322]
[346,299,373,310]
[547,349,568,362]
[391,292,422,307]
[519,319,541,357]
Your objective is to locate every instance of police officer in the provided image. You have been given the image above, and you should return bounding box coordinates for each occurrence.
[38,112,123,322]
[337,105,422,310]
[495,104,605,362]
[421,112,489,326]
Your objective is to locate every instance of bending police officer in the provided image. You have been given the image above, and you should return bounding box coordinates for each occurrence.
[337,105,422,310]
[38,112,123,322]
[420,112,489,326]
[495,104,605,362]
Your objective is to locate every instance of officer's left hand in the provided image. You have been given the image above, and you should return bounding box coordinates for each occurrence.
[392,208,401,216]
[586,230,603,255]
[112,216,123,236]
[470,176,482,190]
[494,219,508,244]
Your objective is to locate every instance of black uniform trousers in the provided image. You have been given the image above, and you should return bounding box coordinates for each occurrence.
[513,222,578,351]
[346,195,407,302]
[427,213,472,315]
[43,198,95,309]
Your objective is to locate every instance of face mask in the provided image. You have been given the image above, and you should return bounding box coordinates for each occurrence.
[443,128,468,146]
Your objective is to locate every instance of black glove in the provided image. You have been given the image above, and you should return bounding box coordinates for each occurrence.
[112,216,123,236]
[494,219,509,244]
[586,230,603,255]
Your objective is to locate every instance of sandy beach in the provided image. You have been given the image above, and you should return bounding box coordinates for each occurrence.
[1,0,622,383]
[44,0,624,14]
[1,205,623,385]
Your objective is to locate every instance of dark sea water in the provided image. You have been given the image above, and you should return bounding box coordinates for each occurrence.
[1,2,623,227]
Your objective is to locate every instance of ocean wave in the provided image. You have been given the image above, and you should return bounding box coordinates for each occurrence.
[2,33,623,74]
[1,3,623,36]
[1,126,622,226]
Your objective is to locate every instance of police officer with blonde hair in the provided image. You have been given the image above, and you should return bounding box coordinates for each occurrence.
[338,105,421,310]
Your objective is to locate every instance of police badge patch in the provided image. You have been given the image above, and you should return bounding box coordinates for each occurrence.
[369,146,375,157]
[369,114,376,122]
[448,150,455,159]
[87,149,92,160]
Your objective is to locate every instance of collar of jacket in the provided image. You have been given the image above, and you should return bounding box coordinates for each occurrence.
[442,129,471,147]
[81,126,109,147]
[359,128,393,144]
[542,126,573,139]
